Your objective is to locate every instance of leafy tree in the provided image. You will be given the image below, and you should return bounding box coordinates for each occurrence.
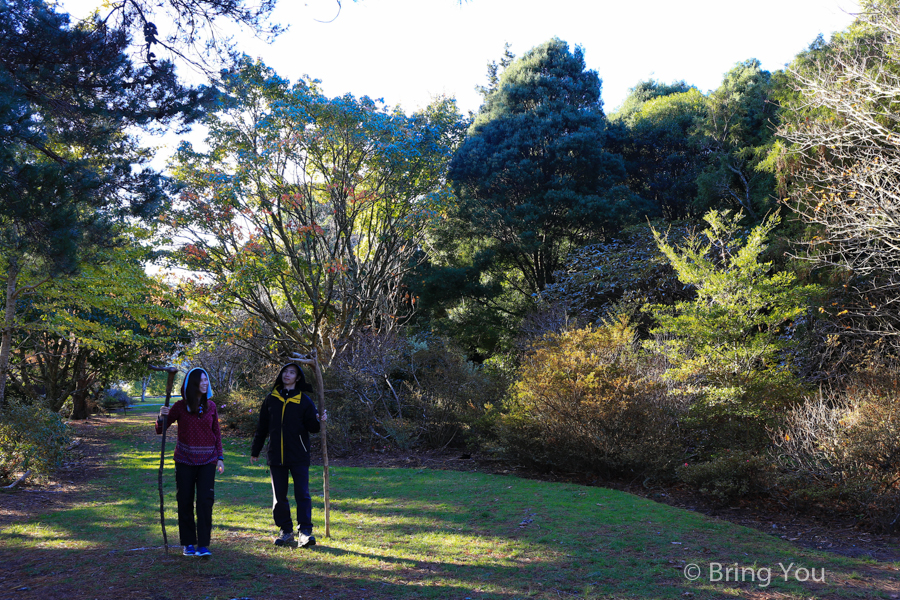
[610,79,694,126]
[170,57,464,358]
[695,59,778,220]
[613,87,707,220]
[6,243,189,418]
[447,38,637,297]
[646,210,820,449]
[0,0,212,404]
[775,0,900,348]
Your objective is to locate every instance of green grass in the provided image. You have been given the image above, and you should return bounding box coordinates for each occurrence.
[1,412,898,599]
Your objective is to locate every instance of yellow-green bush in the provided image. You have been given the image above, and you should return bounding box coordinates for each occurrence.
[0,402,70,483]
[645,210,817,438]
[499,322,686,478]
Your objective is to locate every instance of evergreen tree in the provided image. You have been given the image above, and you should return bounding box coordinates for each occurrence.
[695,59,778,220]
[0,0,213,404]
[447,38,636,297]
[612,85,706,220]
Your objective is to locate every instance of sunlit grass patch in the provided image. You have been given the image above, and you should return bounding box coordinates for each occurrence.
[1,412,898,599]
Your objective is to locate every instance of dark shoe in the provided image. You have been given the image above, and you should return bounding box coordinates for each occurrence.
[298,529,316,548]
[183,544,196,556]
[274,530,296,547]
[195,546,211,557]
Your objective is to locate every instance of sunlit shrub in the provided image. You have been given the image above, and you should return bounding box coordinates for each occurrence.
[645,210,818,457]
[773,371,900,530]
[0,402,70,483]
[499,321,687,478]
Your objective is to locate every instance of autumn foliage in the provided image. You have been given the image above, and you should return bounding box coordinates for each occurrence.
[500,322,685,478]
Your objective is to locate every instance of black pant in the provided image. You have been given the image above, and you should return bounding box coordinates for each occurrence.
[174,462,216,547]
[270,463,312,533]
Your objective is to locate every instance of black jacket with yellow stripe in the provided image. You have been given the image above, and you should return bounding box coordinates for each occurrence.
[251,387,320,466]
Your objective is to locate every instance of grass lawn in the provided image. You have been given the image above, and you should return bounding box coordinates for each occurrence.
[1,408,898,599]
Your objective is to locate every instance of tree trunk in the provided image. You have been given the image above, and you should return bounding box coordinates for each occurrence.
[0,257,20,408]
[70,388,90,420]
[69,353,92,420]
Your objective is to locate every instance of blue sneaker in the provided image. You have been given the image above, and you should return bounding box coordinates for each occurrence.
[183,544,195,556]
[195,546,211,557]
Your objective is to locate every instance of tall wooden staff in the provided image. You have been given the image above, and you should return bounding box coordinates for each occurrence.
[290,350,330,538]
[149,365,179,553]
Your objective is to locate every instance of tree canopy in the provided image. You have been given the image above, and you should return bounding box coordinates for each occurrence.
[695,59,778,220]
[0,0,214,404]
[447,38,636,297]
[170,57,464,359]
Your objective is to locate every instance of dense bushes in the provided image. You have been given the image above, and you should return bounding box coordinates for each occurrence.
[499,322,687,478]
[677,451,773,504]
[540,222,695,328]
[0,402,70,484]
[321,333,500,454]
[216,387,269,437]
[773,371,900,529]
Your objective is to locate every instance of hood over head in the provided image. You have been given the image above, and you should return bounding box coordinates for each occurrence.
[181,367,214,400]
[272,363,314,393]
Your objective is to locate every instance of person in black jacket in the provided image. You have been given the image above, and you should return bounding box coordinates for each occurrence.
[250,363,326,547]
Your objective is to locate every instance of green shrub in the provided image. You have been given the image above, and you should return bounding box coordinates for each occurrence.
[677,451,772,505]
[499,321,686,479]
[0,402,70,483]
[216,387,268,437]
[645,210,819,455]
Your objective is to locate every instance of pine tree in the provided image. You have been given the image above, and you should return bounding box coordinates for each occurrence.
[447,38,637,297]
[0,0,214,404]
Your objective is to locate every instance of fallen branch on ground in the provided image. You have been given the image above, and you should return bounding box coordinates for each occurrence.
[3,470,31,490]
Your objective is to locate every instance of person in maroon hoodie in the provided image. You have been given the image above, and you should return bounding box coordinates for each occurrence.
[157,367,224,558]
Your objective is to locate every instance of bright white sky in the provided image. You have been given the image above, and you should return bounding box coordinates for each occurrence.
[62,0,861,114]
[240,0,862,114]
[62,0,861,157]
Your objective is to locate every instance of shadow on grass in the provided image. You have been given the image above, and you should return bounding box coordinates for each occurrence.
[1,413,897,600]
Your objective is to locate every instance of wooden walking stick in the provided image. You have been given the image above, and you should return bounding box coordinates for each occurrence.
[290,350,330,538]
[149,365,179,554]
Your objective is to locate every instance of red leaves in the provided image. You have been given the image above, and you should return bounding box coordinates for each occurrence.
[297,222,324,236]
